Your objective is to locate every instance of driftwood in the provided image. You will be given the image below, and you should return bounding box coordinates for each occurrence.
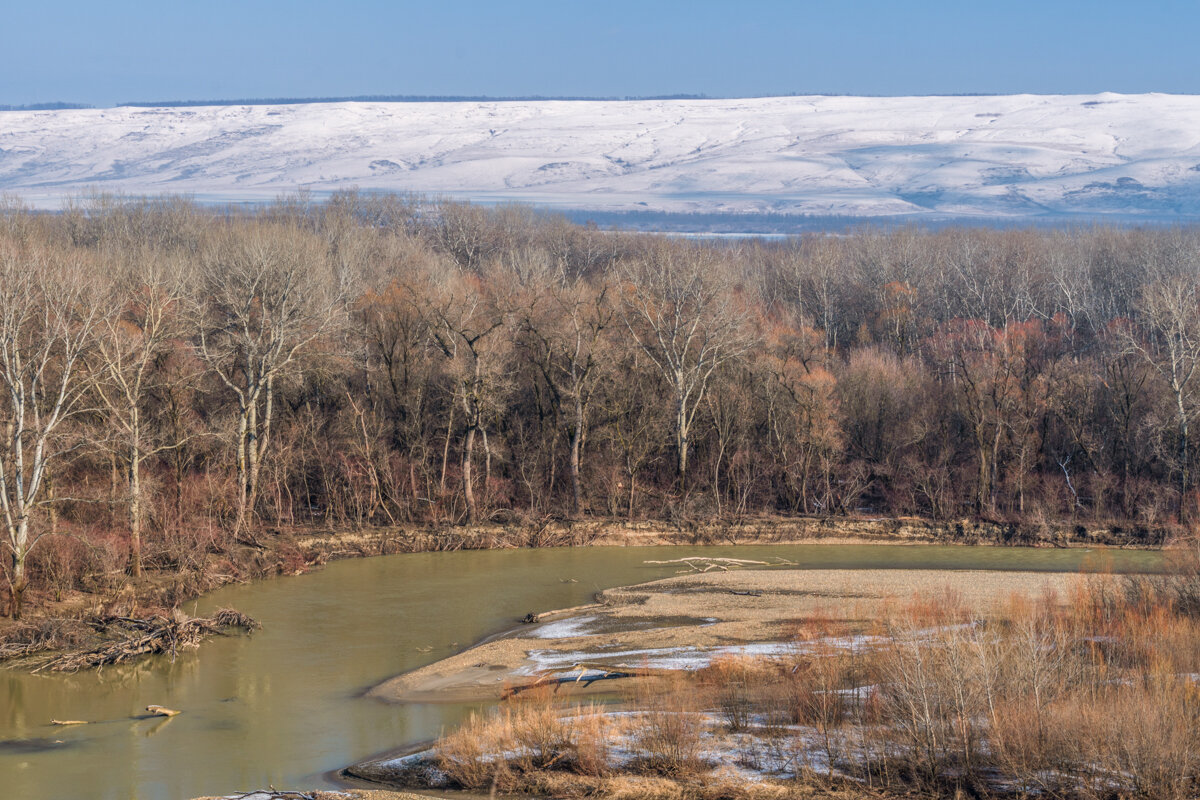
[145,705,180,717]
[730,590,763,597]
[643,556,797,573]
[50,719,88,725]
[33,608,259,673]
[503,661,670,698]
[1,639,57,660]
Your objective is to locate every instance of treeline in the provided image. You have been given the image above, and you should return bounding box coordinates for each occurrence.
[0,102,93,112]
[1,193,1199,615]
[118,94,710,108]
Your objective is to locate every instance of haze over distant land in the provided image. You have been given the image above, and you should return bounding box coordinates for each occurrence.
[3,93,1200,222]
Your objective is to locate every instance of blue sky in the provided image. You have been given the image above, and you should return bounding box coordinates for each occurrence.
[2,0,1196,105]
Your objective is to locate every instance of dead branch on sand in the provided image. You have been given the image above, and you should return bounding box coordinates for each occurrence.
[227,791,324,800]
[643,556,796,573]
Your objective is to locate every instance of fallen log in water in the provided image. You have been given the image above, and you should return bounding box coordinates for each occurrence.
[145,705,180,717]
[33,608,260,673]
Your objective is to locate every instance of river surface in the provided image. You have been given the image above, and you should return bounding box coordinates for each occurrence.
[0,543,1163,800]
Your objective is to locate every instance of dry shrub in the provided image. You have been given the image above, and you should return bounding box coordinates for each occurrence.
[601,774,687,800]
[629,673,708,777]
[571,704,618,777]
[1120,535,1200,617]
[1059,678,1200,800]
[435,710,514,790]
[701,655,779,731]
[987,695,1082,796]
[871,590,989,790]
[507,688,576,771]
[433,692,621,790]
[791,647,863,778]
[27,526,128,598]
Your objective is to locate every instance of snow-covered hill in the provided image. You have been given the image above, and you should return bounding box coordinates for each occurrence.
[3,94,1200,219]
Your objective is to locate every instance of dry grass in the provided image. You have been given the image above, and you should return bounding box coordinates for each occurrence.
[418,565,1200,800]
[435,692,625,791]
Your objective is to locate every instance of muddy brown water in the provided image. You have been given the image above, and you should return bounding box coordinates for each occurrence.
[0,543,1163,799]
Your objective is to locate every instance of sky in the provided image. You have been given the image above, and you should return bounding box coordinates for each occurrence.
[2,0,1198,106]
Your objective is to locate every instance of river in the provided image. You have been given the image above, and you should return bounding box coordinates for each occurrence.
[0,543,1163,799]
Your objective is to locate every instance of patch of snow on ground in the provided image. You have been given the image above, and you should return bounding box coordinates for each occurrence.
[529,615,599,639]
[522,641,802,674]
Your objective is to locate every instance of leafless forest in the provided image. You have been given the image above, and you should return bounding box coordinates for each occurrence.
[1,193,1199,617]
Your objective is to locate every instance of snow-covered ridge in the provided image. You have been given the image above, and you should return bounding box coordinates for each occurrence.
[3,93,1200,218]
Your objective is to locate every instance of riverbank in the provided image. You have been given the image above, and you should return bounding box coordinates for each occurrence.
[0,514,1173,669]
[352,560,1200,800]
[2,542,1177,800]
[368,565,1094,703]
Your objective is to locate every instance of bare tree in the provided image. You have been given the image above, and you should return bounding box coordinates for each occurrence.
[195,223,346,536]
[425,269,512,523]
[518,269,614,516]
[620,243,753,486]
[91,249,191,576]
[0,241,100,618]
[1124,275,1200,518]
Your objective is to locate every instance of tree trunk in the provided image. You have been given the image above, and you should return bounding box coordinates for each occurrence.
[440,403,455,498]
[977,448,990,515]
[129,452,142,578]
[569,430,583,519]
[128,406,143,577]
[250,373,275,522]
[9,518,29,620]
[47,467,58,538]
[569,393,585,517]
[233,399,251,535]
[245,392,261,529]
[1178,390,1190,522]
[628,469,636,519]
[482,426,491,513]
[676,397,689,488]
[10,573,26,620]
[462,424,478,523]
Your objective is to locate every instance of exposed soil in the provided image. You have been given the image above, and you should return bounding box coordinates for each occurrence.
[368,566,1089,703]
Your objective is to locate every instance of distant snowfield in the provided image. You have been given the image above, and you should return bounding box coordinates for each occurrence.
[3,94,1200,219]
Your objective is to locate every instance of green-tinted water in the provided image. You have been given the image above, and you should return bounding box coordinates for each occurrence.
[0,544,1163,799]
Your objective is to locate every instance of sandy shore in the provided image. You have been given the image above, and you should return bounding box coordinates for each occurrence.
[369,567,1088,703]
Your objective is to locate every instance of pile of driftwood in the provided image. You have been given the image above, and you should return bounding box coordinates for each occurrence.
[643,556,796,573]
[33,608,259,673]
